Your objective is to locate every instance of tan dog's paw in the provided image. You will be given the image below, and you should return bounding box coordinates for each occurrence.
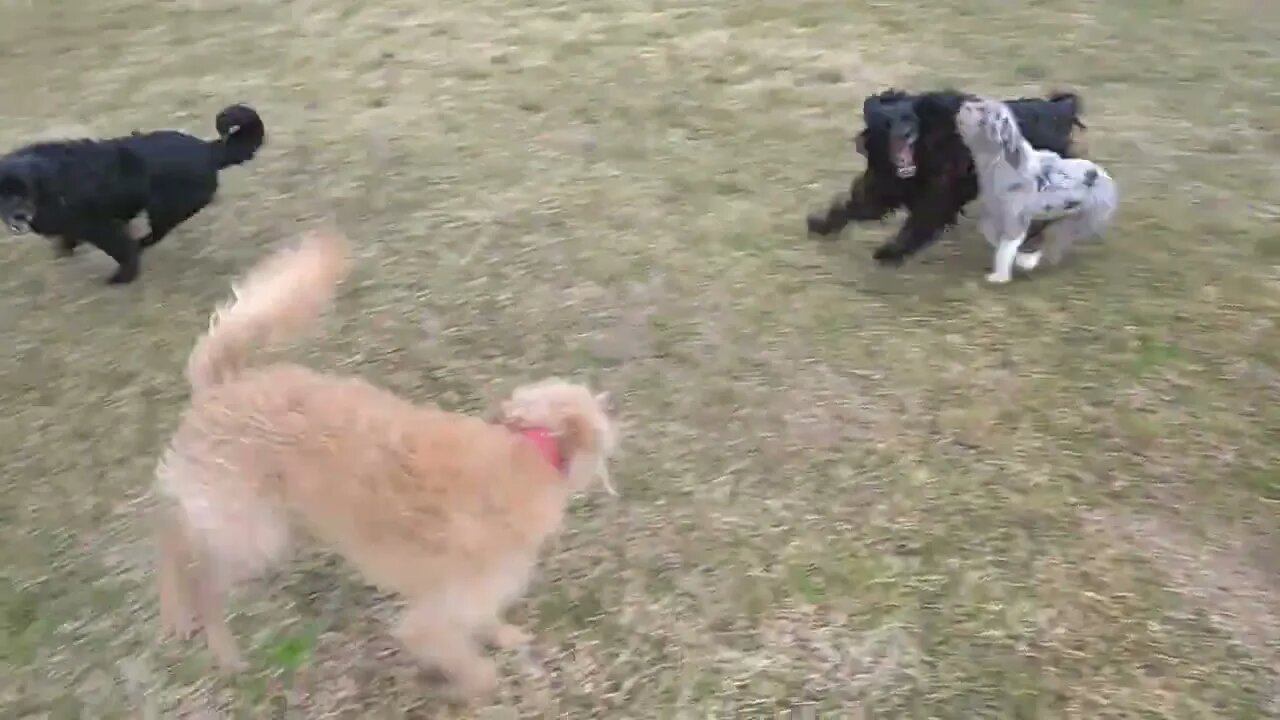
[159,607,199,640]
[206,630,250,673]
[486,622,531,650]
[158,590,199,640]
[447,658,499,701]
[214,650,250,674]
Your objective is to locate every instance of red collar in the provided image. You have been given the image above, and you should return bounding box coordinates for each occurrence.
[516,427,565,473]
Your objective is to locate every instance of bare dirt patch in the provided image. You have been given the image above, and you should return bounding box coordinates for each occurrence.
[1088,508,1280,667]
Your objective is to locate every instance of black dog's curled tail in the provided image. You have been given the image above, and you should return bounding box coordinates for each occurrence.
[212,104,265,169]
[1048,91,1087,130]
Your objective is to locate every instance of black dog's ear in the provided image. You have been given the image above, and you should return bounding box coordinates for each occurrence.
[914,92,963,123]
[1048,91,1083,116]
[853,131,868,156]
[862,95,888,125]
[0,172,28,197]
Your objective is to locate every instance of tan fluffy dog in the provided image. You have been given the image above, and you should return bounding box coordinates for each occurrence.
[154,230,617,698]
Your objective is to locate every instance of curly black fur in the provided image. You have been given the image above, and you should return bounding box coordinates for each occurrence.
[0,104,265,284]
[806,89,1085,265]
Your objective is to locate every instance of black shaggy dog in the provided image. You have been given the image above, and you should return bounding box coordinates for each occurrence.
[806,89,1085,265]
[0,104,265,284]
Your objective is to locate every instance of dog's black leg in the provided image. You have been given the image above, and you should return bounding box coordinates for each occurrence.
[807,173,896,238]
[844,187,896,223]
[873,215,943,265]
[1020,219,1051,251]
[138,222,176,249]
[54,236,81,257]
[139,203,206,250]
[872,204,958,265]
[872,180,968,265]
[806,197,853,237]
[86,225,142,284]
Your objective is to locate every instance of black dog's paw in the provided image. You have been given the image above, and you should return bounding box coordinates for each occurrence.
[106,266,139,284]
[54,237,79,258]
[872,243,907,266]
[806,213,837,237]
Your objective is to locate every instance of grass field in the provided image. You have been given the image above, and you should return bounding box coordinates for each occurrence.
[1,0,1278,717]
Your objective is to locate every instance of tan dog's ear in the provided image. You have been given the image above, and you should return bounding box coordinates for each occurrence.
[563,412,617,496]
[483,399,512,424]
[499,400,517,423]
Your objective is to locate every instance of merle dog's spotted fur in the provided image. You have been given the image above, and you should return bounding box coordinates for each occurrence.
[0,104,265,284]
[955,96,1118,283]
[806,89,1086,266]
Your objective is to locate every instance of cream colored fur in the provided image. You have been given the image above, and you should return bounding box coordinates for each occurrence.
[155,230,617,699]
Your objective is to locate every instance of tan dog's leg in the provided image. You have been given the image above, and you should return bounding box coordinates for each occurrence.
[396,597,499,699]
[190,562,248,672]
[157,508,198,640]
[478,621,531,650]
[156,503,247,670]
[157,461,290,672]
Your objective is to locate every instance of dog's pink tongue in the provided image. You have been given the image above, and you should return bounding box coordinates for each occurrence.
[519,428,565,472]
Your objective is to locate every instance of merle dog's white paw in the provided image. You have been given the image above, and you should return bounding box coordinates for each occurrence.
[985,271,1012,284]
[1014,250,1042,271]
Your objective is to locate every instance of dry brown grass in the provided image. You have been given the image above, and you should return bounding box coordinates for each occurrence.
[1,0,1278,717]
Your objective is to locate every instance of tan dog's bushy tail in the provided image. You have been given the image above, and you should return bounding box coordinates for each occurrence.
[186,230,350,392]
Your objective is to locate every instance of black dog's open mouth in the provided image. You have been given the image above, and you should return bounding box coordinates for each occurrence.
[4,210,33,234]
[890,137,917,178]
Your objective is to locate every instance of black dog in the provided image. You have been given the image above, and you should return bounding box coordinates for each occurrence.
[806,89,1084,265]
[0,104,265,284]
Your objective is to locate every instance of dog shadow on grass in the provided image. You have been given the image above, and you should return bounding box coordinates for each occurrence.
[801,216,1093,303]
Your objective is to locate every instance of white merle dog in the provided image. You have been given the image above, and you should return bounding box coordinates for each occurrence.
[955,97,1118,284]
